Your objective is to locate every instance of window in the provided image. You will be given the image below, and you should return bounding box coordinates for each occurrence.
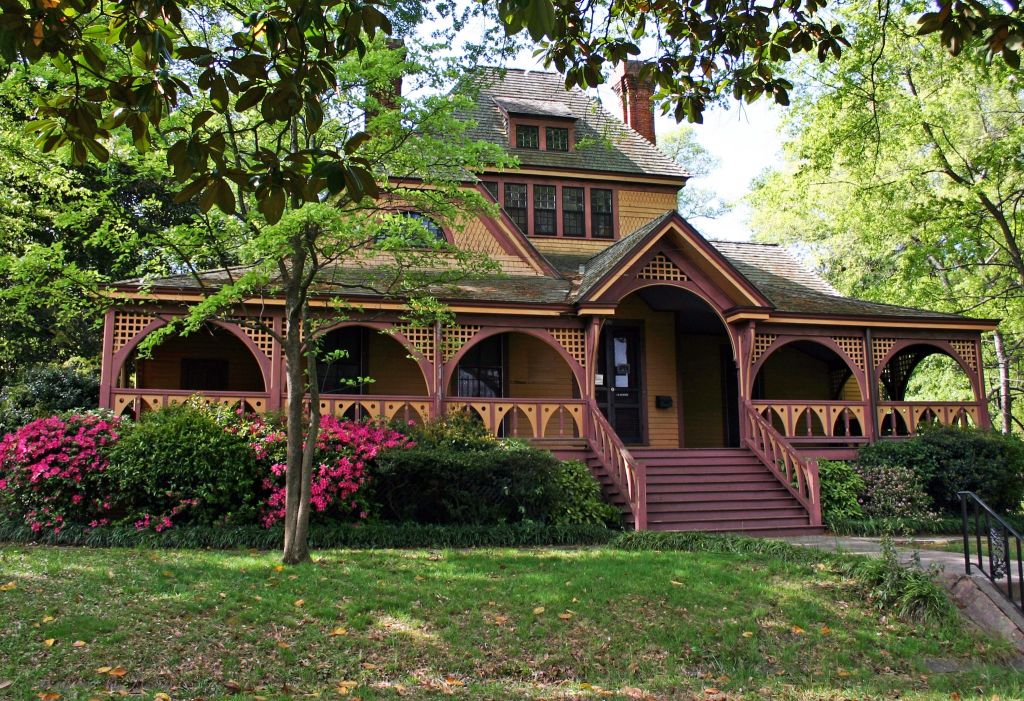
[546,127,569,151]
[515,124,539,149]
[317,327,366,394]
[456,335,504,397]
[481,181,499,200]
[504,183,528,232]
[400,211,446,243]
[591,188,614,239]
[562,187,585,237]
[533,185,557,235]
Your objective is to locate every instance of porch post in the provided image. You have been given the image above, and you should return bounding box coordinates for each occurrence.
[864,328,880,441]
[433,319,444,421]
[98,308,116,411]
[974,336,992,430]
[584,316,601,400]
[266,311,285,411]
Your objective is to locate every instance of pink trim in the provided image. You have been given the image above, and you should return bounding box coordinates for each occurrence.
[750,335,868,401]
[99,308,116,410]
[485,176,621,241]
[874,339,986,407]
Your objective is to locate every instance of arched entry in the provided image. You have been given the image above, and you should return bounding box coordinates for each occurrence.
[876,342,981,435]
[599,286,738,448]
[751,339,865,441]
[445,331,584,439]
[119,323,266,394]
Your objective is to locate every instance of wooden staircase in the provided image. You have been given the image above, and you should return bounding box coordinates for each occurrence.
[629,447,823,535]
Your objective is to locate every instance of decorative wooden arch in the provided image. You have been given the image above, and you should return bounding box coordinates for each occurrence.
[442,326,586,396]
[110,315,273,392]
[873,338,983,402]
[312,320,434,394]
[750,335,868,401]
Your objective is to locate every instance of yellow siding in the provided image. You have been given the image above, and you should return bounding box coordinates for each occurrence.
[136,329,264,391]
[619,189,679,236]
[366,332,428,395]
[530,238,616,256]
[840,375,863,401]
[760,346,831,399]
[615,296,678,447]
[507,334,576,398]
[679,334,728,448]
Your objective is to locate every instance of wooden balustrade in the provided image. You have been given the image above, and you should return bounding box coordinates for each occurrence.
[877,402,981,436]
[445,398,585,439]
[317,395,433,424]
[111,389,271,416]
[741,400,821,526]
[584,399,646,530]
[749,400,868,444]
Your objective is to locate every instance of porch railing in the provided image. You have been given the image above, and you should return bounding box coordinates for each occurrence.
[749,400,869,444]
[111,389,272,415]
[960,491,1023,615]
[741,399,821,526]
[445,398,585,439]
[316,394,433,425]
[584,399,647,530]
[878,402,982,436]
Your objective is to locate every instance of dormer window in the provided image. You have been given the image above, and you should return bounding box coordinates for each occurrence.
[546,127,569,152]
[516,125,540,149]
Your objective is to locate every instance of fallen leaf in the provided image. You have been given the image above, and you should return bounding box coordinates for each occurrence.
[741,631,754,638]
[43,638,56,647]
[95,667,112,674]
[294,599,305,607]
[330,627,348,636]
[820,625,832,636]
[0,581,16,591]
[444,677,465,687]
[532,606,545,615]
[37,693,61,701]
[274,565,284,572]
[161,571,173,578]
[107,666,127,677]
[360,663,377,670]
[670,580,683,587]
[72,640,86,648]
[558,613,573,621]
[41,615,55,623]
[837,669,850,678]
[224,680,242,693]
[790,625,805,635]
[493,615,509,625]
[154,694,172,701]
[277,642,290,649]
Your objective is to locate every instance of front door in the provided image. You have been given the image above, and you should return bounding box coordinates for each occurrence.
[596,325,644,444]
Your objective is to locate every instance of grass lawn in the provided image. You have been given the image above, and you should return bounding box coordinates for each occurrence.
[0,545,1021,701]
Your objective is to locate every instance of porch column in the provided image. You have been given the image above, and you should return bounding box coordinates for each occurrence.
[864,328,880,441]
[98,308,116,411]
[974,336,992,430]
[583,316,602,400]
[267,311,285,411]
[433,319,444,421]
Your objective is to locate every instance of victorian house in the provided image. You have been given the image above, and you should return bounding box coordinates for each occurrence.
[99,64,996,534]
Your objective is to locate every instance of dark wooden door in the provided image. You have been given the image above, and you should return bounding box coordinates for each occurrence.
[596,325,644,444]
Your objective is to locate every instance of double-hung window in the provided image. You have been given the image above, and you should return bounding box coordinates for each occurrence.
[562,187,585,237]
[504,183,529,233]
[533,185,557,235]
[591,188,614,239]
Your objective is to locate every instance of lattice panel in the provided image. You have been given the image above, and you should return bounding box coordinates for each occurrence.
[873,337,897,369]
[442,324,480,361]
[637,253,688,282]
[396,324,436,362]
[949,339,978,371]
[547,328,587,368]
[112,311,156,352]
[831,336,865,370]
[751,333,777,365]
[227,316,276,357]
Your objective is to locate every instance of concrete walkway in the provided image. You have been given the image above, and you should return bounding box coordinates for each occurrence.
[778,534,969,573]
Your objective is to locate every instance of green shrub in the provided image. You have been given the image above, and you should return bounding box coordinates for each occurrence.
[403,410,498,451]
[857,427,1024,515]
[818,459,864,526]
[0,362,99,435]
[370,440,563,524]
[551,460,622,526]
[852,456,935,524]
[108,404,263,527]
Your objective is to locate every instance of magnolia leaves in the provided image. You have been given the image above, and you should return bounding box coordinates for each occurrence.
[917,0,1024,69]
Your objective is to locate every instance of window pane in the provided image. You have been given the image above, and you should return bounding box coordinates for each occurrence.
[482,181,498,200]
[457,335,503,397]
[591,188,614,239]
[534,185,556,235]
[562,186,585,237]
[516,125,539,149]
[546,127,569,151]
[400,210,445,242]
[504,183,528,233]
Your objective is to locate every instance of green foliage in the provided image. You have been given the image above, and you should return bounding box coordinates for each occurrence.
[107,405,263,526]
[858,427,1024,515]
[403,409,499,452]
[0,519,613,550]
[840,539,956,624]
[851,454,935,525]
[550,460,622,527]
[611,530,825,565]
[830,513,1024,536]
[0,362,99,435]
[818,459,864,526]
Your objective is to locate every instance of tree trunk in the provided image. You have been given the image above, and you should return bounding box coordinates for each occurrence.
[994,329,1012,435]
[282,284,311,564]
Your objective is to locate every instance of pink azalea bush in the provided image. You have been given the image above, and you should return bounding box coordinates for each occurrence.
[229,412,413,527]
[0,413,119,533]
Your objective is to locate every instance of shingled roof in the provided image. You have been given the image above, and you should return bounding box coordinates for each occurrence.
[464,68,688,180]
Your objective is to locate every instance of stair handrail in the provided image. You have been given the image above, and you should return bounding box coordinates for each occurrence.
[584,399,647,530]
[740,399,821,526]
[959,491,1023,614]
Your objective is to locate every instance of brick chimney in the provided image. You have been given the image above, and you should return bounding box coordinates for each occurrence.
[367,39,405,120]
[611,61,656,144]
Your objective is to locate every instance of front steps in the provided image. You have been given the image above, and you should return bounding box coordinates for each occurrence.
[631,447,823,535]
[532,440,823,535]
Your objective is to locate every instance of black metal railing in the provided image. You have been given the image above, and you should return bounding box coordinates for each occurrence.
[959,491,1024,614]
